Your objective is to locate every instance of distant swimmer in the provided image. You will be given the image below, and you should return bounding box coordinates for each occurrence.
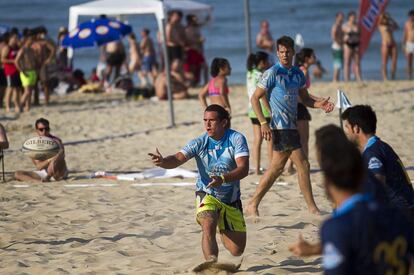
[290,125,414,274]
[245,36,334,217]
[378,12,399,80]
[149,104,249,263]
[199,58,232,115]
[14,118,68,182]
[403,9,414,80]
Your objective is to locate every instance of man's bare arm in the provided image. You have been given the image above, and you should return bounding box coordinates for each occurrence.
[148,149,188,169]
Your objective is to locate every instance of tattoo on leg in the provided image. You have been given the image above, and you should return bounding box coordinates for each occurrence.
[197,210,218,220]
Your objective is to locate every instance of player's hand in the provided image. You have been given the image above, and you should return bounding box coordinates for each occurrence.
[288,234,321,257]
[261,123,272,141]
[207,175,223,189]
[315,97,334,113]
[148,148,164,166]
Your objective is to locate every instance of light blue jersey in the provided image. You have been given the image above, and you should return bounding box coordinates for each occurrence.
[258,62,306,129]
[180,129,249,204]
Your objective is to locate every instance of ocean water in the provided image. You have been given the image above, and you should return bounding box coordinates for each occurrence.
[0,0,411,84]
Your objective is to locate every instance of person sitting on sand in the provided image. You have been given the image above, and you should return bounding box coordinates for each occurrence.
[198,58,232,114]
[154,58,189,100]
[149,104,249,264]
[15,118,68,182]
[289,125,414,274]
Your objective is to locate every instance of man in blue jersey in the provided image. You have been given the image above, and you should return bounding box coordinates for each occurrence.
[149,104,249,263]
[341,105,414,211]
[290,125,414,274]
[246,35,334,216]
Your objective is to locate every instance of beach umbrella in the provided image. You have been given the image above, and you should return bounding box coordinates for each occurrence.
[62,18,132,49]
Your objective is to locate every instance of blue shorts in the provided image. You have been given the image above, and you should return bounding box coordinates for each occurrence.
[142,55,156,72]
[271,129,301,152]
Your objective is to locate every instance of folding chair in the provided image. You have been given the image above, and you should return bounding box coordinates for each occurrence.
[0,149,4,182]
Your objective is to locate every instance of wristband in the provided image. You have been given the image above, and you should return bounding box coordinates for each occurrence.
[260,121,268,125]
[220,174,226,184]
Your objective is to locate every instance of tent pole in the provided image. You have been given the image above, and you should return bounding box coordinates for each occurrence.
[244,0,252,56]
[160,4,175,127]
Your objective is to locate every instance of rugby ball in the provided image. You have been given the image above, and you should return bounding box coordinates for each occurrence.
[22,136,59,160]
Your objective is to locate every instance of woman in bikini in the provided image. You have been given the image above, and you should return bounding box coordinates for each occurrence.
[378,12,399,80]
[199,58,232,114]
[342,11,362,82]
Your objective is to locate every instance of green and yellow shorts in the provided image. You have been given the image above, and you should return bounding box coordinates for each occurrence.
[195,191,246,233]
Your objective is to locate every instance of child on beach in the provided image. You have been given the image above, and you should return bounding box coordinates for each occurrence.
[198,58,232,114]
[246,51,272,174]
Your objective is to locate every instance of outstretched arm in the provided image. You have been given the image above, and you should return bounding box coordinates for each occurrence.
[299,88,334,113]
[148,148,188,169]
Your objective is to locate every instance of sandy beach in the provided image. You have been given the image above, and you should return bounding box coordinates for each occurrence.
[0,80,413,274]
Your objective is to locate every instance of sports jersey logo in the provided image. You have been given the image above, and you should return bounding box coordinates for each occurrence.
[368,157,383,169]
[323,242,344,269]
[209,161,230,177]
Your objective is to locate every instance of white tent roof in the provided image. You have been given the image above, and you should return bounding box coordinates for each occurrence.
[69,0,212,31]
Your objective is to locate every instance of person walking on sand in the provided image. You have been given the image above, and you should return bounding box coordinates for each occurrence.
[289,125,414,274]
[343,11,363,82]
[199,58,232,115]
[403,9,414,80]
[15,30,38,112]
[149,104,249,263]
[331,12,344,82]
[245,36,334,217]
[378,12,399,80]
[246,51,272,175]
[14,118,68,182]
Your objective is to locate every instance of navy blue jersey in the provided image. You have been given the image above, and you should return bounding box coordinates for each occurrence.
[321,194,414,275]
[363,136,414,208]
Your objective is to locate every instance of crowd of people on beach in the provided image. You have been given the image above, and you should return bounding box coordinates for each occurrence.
[1,6,414,274]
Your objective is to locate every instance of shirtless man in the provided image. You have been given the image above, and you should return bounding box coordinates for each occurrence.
[15,118,68,182]
[127,33,141,82]
[139,28,157,87]
[166,10,187,63]
[32,26,56,106]
[331,12,344,82]
[378,12,399,80]
[256,20,274,53]
[15,30,38,112]
[104,40,126,84]
[0,35,7,107]
[403,9,414,80]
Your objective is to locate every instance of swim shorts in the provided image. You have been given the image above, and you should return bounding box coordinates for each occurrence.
[0,68,6,87]
[6,73,21,87]
[271,129,301,152]
[106,52,126,67]
[406,41,414,54]
[195,191,246,233]
[167,46,183,62]
[141,55,156,72]
[332,43,343,69]
[20,70,37,87]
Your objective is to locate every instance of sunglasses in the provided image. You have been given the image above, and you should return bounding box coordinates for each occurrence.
[37,127,50,132]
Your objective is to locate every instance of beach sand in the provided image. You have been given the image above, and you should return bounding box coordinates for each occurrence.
[0,80,413,274]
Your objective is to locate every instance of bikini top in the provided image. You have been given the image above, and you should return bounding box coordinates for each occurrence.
[208,77,229,96]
